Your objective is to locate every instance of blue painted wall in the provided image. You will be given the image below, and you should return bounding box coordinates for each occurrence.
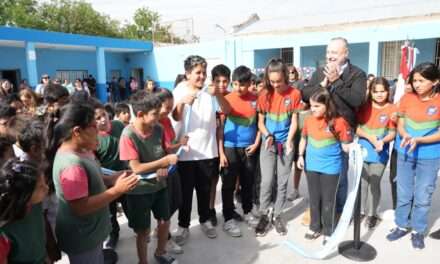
[35,49,97,79]
[301,45,326,68]
[349,43,369,73]
[0,47,27,79]
[106,52,129,80]
[254,48,280,70]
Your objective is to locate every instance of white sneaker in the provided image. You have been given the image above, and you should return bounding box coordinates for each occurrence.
[223,219,242,237]
[200,221,217,238]
[244,213,260,227]
[172,227,189,246]
[166,239,184,254]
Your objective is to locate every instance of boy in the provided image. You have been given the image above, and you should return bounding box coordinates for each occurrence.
[209,64,231,226]
[94,103,128,249]
[220,65,260,237]
[119,91,177,264]
[171,56,230,245]
[112,103,131,139]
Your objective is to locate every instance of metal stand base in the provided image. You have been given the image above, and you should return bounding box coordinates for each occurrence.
[338,241,377,262]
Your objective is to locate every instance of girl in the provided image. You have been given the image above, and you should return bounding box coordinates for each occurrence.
[0,79,14,98]
[356,77,396,229]
[48,103,139,263]
[297,88,352,243]
[0,159,49,264]
[19,88,39,116]
[255,58,301,237]
[386,62,440,250]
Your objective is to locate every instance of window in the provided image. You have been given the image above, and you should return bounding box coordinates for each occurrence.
[56,70,88,83]
[281,47,294,66]
[380,41,404,80]
[435,39,440,67]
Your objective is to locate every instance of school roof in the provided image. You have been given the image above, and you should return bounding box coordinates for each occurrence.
[0,26,153,52]
[234,0,440,36]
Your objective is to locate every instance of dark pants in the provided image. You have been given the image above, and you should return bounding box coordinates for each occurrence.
[109,195,127,235]
[177,159,219,228]
[306,171,339,236]
[389,149,398,209]
[222,147,256,221]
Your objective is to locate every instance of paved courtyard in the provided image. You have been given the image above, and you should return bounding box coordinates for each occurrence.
[58,167,440,264]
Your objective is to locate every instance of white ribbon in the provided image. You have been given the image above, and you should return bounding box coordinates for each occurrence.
[283,143,364,259]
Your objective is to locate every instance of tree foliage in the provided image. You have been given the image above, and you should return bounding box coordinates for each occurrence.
[0,0,188,43]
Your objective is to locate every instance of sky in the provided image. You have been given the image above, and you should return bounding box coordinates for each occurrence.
[83,0,273,41]
[69,0,438,41]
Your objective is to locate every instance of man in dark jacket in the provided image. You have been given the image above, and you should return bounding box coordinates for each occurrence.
[301,37,367,214]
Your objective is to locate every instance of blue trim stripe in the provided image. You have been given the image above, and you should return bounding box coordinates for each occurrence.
[0,26,153,51]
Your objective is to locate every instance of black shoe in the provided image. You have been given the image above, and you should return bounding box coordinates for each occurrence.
[210,208,218,226]
[365,216,379,229]
[273,216,287,236]
[232,211,243,222]
[429,228,440,240]
[104,232,119,249]
[255,214,271,237]
[103,248,118,264]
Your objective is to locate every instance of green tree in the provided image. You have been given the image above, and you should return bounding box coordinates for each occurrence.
[38,0,121,37]
[121,7,186,43]
[0,0,42,28]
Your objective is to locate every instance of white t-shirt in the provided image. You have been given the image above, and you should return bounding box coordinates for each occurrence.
[172,81,218,161]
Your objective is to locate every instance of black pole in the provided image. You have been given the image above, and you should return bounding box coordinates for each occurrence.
[338,177,377,261]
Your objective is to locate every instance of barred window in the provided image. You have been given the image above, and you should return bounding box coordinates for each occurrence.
[281,47,294,66]
[380,41,404,80]
[56,70,88,83]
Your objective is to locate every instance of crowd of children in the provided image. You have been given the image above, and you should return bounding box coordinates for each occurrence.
[0,52,439,264]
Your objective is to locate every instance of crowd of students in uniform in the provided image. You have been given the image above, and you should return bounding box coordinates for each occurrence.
[0,36,439,264]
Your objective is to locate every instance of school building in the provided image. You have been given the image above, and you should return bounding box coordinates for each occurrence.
[1,1,440,102]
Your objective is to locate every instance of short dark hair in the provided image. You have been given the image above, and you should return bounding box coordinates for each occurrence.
[211,64,231,81]
[0,104,16,119]
[232,65,253,84]
[184,55,207,73]
[17,119,45,153]
[43,84,69,104]
[130,91,161,115]
[115,103,130,115]
[104,103,115,120]
[155,88,174,103]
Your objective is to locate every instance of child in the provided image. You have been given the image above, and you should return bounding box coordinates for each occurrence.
[255,58,301,237]
[210,64,231,226]
[49,103,138,263]
[156,88,188,254]
[171,55,230,245]
[0,159,49,263]
[386,62,440,250]
[0,104,16,136]
[119,91,178,264]
[94,102,129,249]
[297,88,352,244]
[220,65,260,237]
[0,136,14,166]
[112,102,131,139]
[356,77,396,229]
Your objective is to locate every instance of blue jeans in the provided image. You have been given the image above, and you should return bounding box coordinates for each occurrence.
[395,154,440,234]
[336,151,349,213]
